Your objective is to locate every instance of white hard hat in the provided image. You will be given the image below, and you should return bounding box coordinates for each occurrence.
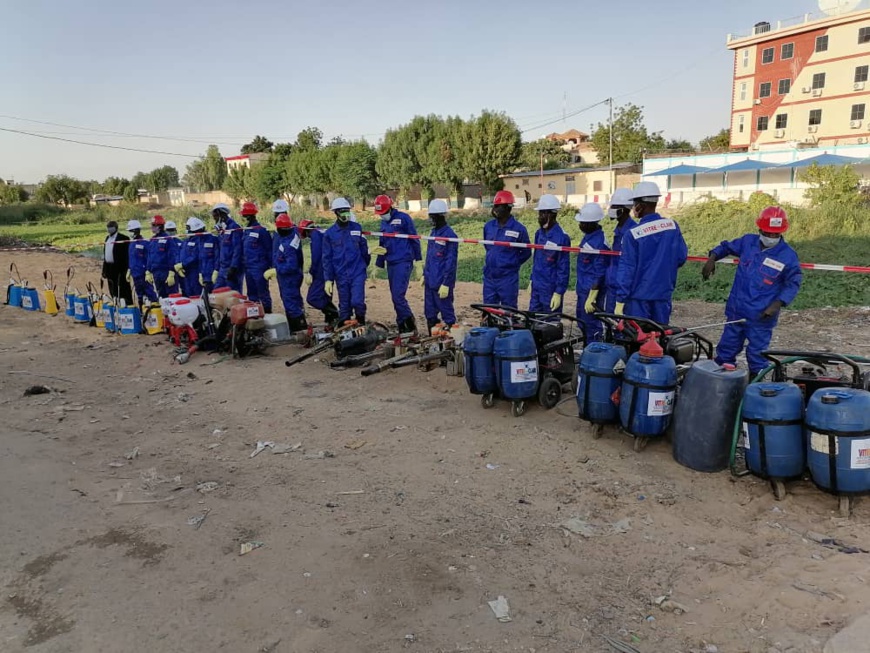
[126,219,141,231]
[609,188,634,208]
[427,199,449,214]
[165,221,177,230]
[331,197,351,211]
[211,203,230,214]
[186,217,206,231]
[575,203,605,223]
[271,199,289,213]
[534,194,561,211]
[631,181,662,202]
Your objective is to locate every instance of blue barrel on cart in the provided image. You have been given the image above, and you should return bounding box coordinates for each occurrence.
[494,330,538,401]
[463,327,500,395]
[577,342,626,423]
[619,351,677,439]
[806,389,870,494]
[742,383,805,479]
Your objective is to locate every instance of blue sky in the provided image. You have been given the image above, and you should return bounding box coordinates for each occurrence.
[1,0,828,183]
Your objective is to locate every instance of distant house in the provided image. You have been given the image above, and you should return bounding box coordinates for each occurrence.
[225,153,269,173]
[499,163,640,207]
[545,129,600,165]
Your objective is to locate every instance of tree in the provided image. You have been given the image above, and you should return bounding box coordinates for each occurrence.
[35,175,88,206]
[123,184,138,203]
[294,127,323,153]
[519,138,571,171]
[377,122,425,198]
[590,103,666,165]
[184,145,226,192]
[334,141,379,203]
[665,138,695,153]
[147,165,180,191]
[0,182,28,204]
[223,166,253,203]
[248,155,292,205]
[698,128,731,152]
[241,135,274,154]
[799,164,862,208]
[459,110,522,192]
[101,177,130,196]
[423,115,467,196]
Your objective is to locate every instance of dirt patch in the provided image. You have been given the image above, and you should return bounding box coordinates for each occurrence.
[81,528,169,566]
[7,593,75,647]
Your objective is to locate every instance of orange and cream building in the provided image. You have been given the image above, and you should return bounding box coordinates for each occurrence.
[727,7,870,150]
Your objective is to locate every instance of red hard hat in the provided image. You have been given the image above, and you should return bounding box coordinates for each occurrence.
[373,194,393,215]
[298,219,315,238]
[493,190,515,206]
[756,206,789,234]
[274,213,293,229]
[240,201,259,216]
[151,215,165,226]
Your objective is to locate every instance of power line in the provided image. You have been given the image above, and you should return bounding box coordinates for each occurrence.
[0,126,201,158]
[520,99,610,135]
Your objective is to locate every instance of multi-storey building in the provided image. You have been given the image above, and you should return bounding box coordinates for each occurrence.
[727,7,870,150]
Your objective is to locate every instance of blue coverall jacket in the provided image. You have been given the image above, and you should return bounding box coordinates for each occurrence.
[242,222,273,311]
[482,216,531,309]
[604,218,637,313]
[215,218,244,292]
[323,222,370,321]
[146,230,178,297]
[129,235,156,303]
[423,224,459,325]
[306,228,331,312]
[529,223,571,314]
[272,229,305,318]
[576,228,609,341]
[376,209,422,323]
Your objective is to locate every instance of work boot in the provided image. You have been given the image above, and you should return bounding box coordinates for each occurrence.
[355,314,366,326]
[426,318,439,335]
[405,315,418,335]
[288,314,309,332]
[322,302,339,325]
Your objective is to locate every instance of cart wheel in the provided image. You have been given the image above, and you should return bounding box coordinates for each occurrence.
[481,393,495,409]
[591,423,604,440]
[633,436,648,452]
[538,377,562,410]
[839,495,852,518]
[772,480,787,501]
[511,401,526,418]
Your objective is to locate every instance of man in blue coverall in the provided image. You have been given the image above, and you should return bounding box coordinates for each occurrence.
[175,217,206,297]
[145,215,178,298]
[603,188,637,314]
[212,203,244,293]
[125,219,157,306]
[614,181,688,325]
[297,217,339,325]
[192,218,221,293]
[483,190,531,308]
[239,201,273,313]
[420,199,458,332]
[323,199,370,325]
[371,194,422,334]
[264,213,308,332]
[528,194,570,315]
[575,203,609,342]
[702,206,802,376]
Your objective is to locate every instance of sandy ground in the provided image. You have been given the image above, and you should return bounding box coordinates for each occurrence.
[1,248,870,653]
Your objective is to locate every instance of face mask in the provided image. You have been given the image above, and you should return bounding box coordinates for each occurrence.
[107,227,117,235]
[609,208,625,220]
[336,211,350,223]
[492,205,512,221]
[167,230,177,236]
[245,217,257,225]
[151,226,160,235]
[277,228,293,237]
[759,235,780,248]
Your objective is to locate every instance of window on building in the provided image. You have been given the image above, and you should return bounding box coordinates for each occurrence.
[761,47,775,64]
[856,65,869,83]
[852,104,866,121]
[859,27,870,44]
[522,179,529,186]
[816,35,829,52]
[740,82,747,101]
[809,109,822,126]
[593,181,603,192]
[757,116,769,131]
[538,183,542,189]
[781,43,794,59]
[514,184,519,190]
[742,49,750,67]
[565,175,575,181]
[759,82,772,98]
[775,113,788,129]
[812,72,826,89]
[738,115,745,133]
[778,78,791,94]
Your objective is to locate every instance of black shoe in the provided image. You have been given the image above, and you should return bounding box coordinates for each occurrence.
[356,314,366,326]
[323,303,339,325]
[426,319,439,335]
[288,315,309,332]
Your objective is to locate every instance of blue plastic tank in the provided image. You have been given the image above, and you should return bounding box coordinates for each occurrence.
[673,360,748,472]
[8,284,23,308]
[73,295,92,323]
[741,383,805,479]
[104,302,116,332]
[20,287,40,311]
[64,290,77,317]
[463,327,500,395]
[494,330,538,401]
[806,389,870,494]
[619,351,678,438]
[577,342,627,423]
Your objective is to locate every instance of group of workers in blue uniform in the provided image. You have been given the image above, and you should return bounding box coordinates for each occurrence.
[118,178,800,376]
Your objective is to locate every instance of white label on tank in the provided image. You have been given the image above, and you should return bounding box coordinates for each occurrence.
[267,328,278,341]
[119,314,134,330]
[246,305,260,318]
[646,391,675,416]
[741,421,750,450]
[22,296,32,309]
[850,438,870,469]
[75,303,85,316]
[510,361,538,384]
[810,431,838,455]
[145,313,159,328]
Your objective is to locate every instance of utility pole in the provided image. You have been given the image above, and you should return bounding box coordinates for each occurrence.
[608,97,614,195]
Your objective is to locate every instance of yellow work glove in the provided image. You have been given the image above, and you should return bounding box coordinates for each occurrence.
[585,289,599,314]
[614,302,625,316]
[438,284,450,299]
[145,271,154,284]
[263,268,277,281]
[125,270,132,283]
[419,275,425,288]
[412,261,423,281]
[211,270,219,284]
[371,246,387,256]
[325,280,334,295]
[198,273,204,286]
[304,273,313,286]
[550,293,562,312]
[166,271,176,286]
[174,262,185,278]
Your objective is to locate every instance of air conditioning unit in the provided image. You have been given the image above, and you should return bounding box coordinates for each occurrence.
[812,88,823,97]
[754,99,762,105]
[802,87,812,94]
[803,137,817,144]
[856,82,867,91]
[808,125,819,133]
[851,120,863,129]
[775,129,785,138]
